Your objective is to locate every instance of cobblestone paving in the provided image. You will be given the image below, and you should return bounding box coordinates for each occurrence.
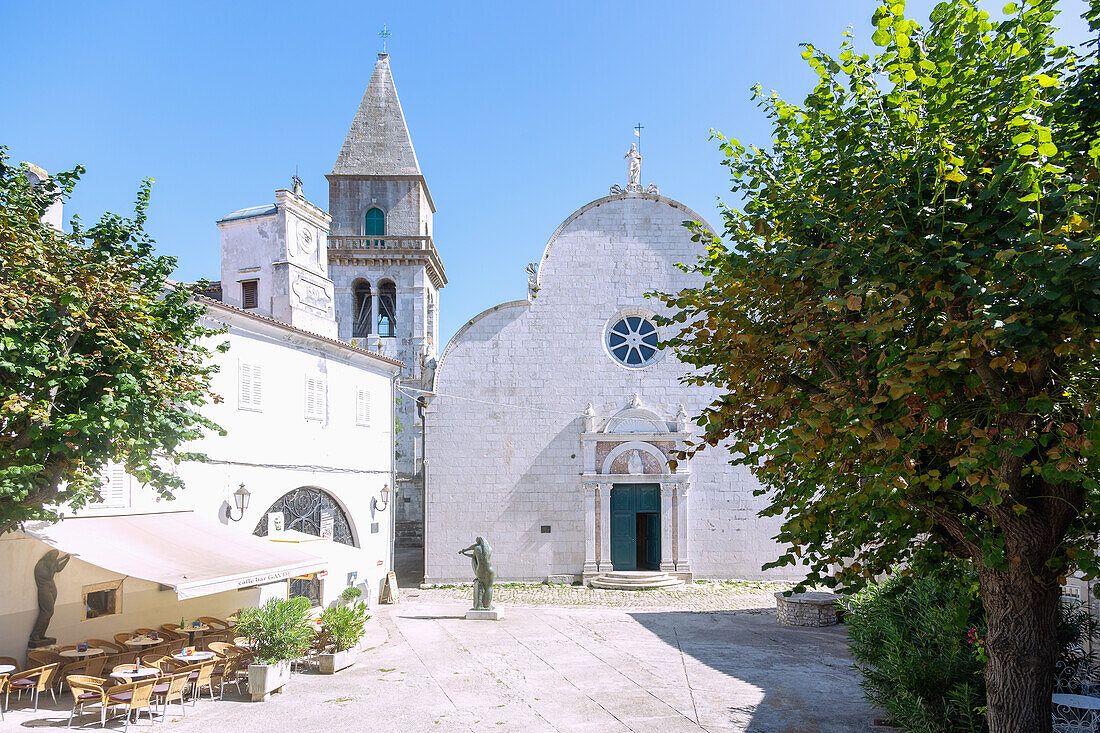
[410,580,795,611]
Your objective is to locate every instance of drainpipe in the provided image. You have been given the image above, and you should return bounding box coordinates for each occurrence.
[418,396,428,585]
[389,372,397,575]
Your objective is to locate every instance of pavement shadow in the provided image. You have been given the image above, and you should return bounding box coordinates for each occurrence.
[629,609,877,732]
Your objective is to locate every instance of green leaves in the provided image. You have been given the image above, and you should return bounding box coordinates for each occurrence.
[236,598,315,664]
[659,0,1100,598]
[0,150,222,531]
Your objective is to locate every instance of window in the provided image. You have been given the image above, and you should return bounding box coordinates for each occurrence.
[304,375,326,421]
[364,207,385,236]
[378,281,397,337]
[606,314,661,368]
[290,574,322,608]
[94,464,130,508]
[238,361,263,411]
[83,582,120,620]
[356,387,372,427]
[352,280,372,338]
[253,487,355,545]
[241,280,258,309]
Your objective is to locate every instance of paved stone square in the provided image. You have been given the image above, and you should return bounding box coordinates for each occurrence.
[1,596,879,732]
[413,580,797,611]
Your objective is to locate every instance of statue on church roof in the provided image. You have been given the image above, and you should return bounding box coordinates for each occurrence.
[625,143,641,186]
[611,143,658,195]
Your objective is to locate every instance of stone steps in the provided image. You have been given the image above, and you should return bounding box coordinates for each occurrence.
[588,571,685,590]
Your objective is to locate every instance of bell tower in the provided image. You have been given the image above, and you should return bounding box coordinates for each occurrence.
[327,52,445,549]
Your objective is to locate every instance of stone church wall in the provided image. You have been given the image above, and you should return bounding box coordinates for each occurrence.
[425,194,803,583]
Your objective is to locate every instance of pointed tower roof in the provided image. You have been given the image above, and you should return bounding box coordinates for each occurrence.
[333,54,422,176]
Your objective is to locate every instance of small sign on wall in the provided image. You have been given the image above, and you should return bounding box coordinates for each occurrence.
[320,511,334,540]
[268,512,285,534]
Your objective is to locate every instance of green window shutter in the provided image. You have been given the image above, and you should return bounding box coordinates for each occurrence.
[364,208,385,236]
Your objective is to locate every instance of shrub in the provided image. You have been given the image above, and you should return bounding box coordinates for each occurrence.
[235,597,315,665]
[847,568,986,732]
[320,601,370,652]
[847,567,1097,731]
[340,586,363,604]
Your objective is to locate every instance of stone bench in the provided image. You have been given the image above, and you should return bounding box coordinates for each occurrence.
[775,591,841,627]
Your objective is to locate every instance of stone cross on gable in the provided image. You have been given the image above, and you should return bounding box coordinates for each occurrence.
[378,25,391,53]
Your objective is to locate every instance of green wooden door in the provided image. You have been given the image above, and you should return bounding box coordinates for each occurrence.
[643,513,661,569]
[610,484,661,571]
[610,485,637,570]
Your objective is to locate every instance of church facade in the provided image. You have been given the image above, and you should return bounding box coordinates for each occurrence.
[214,50,794,585]
[422,173,798,584]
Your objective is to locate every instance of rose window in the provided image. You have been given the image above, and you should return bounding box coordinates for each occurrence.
[607,315,660,367]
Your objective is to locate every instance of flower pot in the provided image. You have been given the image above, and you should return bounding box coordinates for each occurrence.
[248,660,291,702]
[318,647,358,674]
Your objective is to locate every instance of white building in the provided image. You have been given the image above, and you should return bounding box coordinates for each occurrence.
[0,182,402,660]
[422,170,801,585]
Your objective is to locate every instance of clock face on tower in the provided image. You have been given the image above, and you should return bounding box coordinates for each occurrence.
[297,223,316,256]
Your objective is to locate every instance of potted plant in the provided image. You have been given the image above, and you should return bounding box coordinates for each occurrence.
[317,591,370,674]
[235,597,314,701]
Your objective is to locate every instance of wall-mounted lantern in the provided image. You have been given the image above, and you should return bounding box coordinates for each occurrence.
[226,483,251,522]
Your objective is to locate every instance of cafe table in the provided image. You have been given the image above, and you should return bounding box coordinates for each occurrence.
[59,647,105,659]
[125,635,163,648]
[0,664,15,675]
[109,666,159,681]
[172,651,216,663]
[1052,693,1100,731]
[177,622,210,646]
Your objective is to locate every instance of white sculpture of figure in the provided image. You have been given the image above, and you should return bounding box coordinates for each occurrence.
[629,393,643,409]
[624,143,641,186]
[676,403,689,432]
[628,450,644,475]
[525,262,539,299]
[582,402,598,432]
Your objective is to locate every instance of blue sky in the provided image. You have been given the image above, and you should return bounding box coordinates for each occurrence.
[2,0,1092,345]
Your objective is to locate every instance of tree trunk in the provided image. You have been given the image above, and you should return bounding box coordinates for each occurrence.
[979,563,1060,733]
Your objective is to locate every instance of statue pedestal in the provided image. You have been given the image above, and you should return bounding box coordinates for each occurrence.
[465,609,501,621]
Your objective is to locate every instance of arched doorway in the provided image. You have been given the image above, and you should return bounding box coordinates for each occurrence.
[253,487,355,605]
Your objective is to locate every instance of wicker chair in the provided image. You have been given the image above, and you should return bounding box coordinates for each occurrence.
[57,659,89,693]
[197,616,230,630]
[0,672,8,721]
[66,674,109,728]
[84,655,107,677]
[6,663,59,712]
[27,649,63,667]
[200,630,233,649]
[151,672,191,719]
[145,643,171,658]
[159,624,185,640]
[105,677,159,731]
[169,639,187,653]
[86,639,126,654]
[211,652,247,698]
[178,659,217,704]
[231,645,255,665]
[114,651,138,667]
[206,642,235,658]
[113,633,135,648]
[149,656,181,674]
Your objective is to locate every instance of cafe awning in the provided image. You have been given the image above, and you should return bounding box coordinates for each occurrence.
[21,511,328,600]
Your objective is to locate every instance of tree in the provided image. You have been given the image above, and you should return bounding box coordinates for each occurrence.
[0,150,222,532]
[659,1,1100,729]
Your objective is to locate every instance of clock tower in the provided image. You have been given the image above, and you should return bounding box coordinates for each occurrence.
[327,52,445,547]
